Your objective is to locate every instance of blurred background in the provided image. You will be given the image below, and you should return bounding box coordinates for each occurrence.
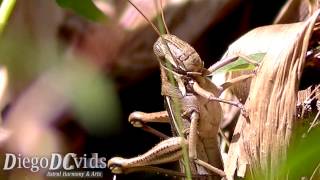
[0,0,288,179]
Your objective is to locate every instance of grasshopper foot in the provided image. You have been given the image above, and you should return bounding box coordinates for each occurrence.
[108,157,127,174]
[128,112,145,128]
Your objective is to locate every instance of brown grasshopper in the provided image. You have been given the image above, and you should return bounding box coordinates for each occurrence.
[108,0,258,178]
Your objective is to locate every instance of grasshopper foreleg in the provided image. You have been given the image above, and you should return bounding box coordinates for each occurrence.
[206,54,259,94]
[207,54,260,75]
[128,111,170,139]
[183,108,227,178]
[182,109,199,160]
[219,73,255,92]
[194,159,226,178]
[129,111,170,127]
[192,81,248,117]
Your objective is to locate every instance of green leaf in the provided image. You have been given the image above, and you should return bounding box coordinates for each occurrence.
[278,124,320,179]
[55,0,106,21]
[214,53,266,74]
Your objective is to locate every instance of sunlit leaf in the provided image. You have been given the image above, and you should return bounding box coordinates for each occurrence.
[55,0,106,21]
[214,53,266,74]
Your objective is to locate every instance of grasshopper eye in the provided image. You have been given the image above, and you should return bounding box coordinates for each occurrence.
[153,43,165,58]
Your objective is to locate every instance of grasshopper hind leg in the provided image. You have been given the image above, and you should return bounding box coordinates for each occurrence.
[108,137,186,174]
[107,136,225,179]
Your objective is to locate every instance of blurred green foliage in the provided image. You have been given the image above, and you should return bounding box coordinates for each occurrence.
[0,32,120,136]
[53,59,121,135]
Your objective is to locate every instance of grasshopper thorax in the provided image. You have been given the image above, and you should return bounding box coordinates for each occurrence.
[153,34,204,74]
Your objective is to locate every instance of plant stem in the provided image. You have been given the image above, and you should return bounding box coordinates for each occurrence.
[0,0,16,35]
[156,7,192,180]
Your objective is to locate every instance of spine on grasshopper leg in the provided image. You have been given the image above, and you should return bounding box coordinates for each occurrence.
[108,137,187,172]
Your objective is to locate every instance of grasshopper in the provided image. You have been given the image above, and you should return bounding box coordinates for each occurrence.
[108,0,258,178]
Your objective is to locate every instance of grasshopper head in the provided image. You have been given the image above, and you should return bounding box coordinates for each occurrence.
[153,34,204,74]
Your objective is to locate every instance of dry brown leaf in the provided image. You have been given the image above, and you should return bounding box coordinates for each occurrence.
[222,10,320,180]
[274,0,320,23]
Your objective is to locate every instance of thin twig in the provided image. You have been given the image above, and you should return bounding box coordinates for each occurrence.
[307,110,320,133]
[310,161,320,180]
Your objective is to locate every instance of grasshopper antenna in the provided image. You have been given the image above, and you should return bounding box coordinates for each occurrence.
[159,0,170,34]
[127,0,162,36]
